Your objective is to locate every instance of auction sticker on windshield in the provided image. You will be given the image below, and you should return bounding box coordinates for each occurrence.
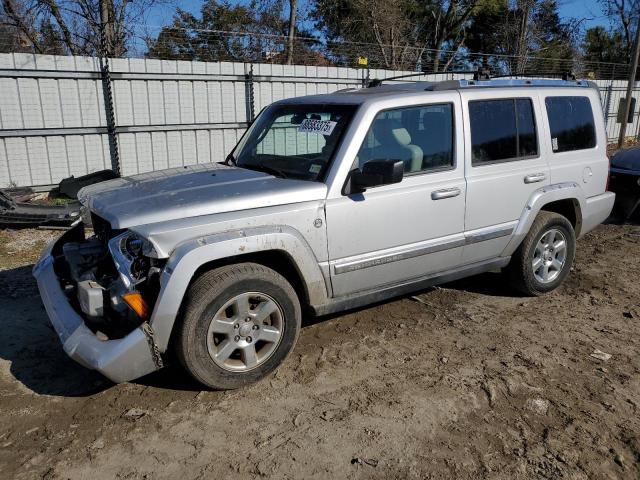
[298,119,337,136]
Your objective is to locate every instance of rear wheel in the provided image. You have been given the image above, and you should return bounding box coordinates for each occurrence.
[506,211,576,296]
[176,263,301,389]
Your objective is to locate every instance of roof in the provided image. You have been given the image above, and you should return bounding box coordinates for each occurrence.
[275,78,598,106]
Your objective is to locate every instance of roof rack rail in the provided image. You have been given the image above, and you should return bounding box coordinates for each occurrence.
[365,68,586,90]
[367,69,480,88]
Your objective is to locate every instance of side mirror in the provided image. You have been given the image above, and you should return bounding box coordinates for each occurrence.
[351,159,404,192]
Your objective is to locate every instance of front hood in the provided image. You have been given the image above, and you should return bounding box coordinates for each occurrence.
[79,163,327,229]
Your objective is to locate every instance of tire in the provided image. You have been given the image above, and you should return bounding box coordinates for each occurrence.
[175,263,301,390]
[506,211,576,296]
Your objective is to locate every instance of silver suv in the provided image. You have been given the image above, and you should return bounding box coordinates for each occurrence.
[34,78,615,389]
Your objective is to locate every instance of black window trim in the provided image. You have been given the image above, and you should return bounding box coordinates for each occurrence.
[544,95,597,155]
[353,101,458,179]
[469,97,541,167]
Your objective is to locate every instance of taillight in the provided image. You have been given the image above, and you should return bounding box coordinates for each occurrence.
[606,154,611,191]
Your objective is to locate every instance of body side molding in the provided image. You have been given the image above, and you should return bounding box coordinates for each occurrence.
[315,257,510,316]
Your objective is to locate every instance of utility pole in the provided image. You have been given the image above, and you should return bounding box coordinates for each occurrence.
[618,21,640,149]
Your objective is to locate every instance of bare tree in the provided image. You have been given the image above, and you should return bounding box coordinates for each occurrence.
[424,0,478,72]
[1,0,168,56]
[600,0,640,62]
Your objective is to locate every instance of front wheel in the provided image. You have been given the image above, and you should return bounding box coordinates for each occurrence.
[176,263,301,390]
[506,211,576,296]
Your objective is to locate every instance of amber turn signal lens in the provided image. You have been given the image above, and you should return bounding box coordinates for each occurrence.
[122,292,150,319]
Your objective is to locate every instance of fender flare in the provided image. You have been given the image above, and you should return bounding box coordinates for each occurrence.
[148,225,329,351]
[502,182,585,257]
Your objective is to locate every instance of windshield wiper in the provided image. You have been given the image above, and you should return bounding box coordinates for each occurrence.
[241,162,289,179]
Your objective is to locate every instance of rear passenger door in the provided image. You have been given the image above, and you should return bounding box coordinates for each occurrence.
[461,92,550,264]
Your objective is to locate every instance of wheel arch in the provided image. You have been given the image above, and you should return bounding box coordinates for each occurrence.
[148,226,329,352]
[502,182,586,257]
[190,250,311,312]
[539,198,583,236]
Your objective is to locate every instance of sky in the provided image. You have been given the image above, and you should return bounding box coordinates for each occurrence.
[141,0,612,40]
[557,0,610,30]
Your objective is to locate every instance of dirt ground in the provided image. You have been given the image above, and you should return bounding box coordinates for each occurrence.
[0,224,639,479]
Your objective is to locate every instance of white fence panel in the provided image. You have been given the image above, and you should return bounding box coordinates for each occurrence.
[0,52,637,188]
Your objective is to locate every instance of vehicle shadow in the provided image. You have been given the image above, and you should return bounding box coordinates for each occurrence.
[442,270,519,297]
[303,270,519,330]
[0,264,112,397]
[0,264,518,395]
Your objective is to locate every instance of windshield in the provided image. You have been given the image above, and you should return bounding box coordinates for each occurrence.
[233,103,357,182]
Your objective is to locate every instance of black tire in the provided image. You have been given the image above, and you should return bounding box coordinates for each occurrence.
[506,211,576,296]
[175,263,301,390]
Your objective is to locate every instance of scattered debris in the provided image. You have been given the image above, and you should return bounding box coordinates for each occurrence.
[56,170,118,199]
[25,427,39,435]
[482,381,497,408]
[526,398,550,415]
[320,411,335,421]
[590,350,612,362]
[410,295,431,306]
[90,438,105,450]
[623,311,634,319]
[122,408,148,420]
[614,453,625,468]
[2,186,36,203]
[0,169,118,228]
[440,356,448,364]
[351,457,379,467]
[0,190,80,229]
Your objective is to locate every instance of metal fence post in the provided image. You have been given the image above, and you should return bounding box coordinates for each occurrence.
[603,80,614,130]
[99,22,120,176]
[244,63,255,123]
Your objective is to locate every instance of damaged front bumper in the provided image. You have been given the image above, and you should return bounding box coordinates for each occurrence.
[33,231,161,383]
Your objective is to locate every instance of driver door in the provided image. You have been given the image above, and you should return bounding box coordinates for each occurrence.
[325,96,467,297]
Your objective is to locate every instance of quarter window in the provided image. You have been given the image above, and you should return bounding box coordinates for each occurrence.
[545,96,596,152]
[469,98,538,164]
[357,104,454,174]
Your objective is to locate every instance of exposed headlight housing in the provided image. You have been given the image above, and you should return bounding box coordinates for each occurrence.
[108,232,156,288]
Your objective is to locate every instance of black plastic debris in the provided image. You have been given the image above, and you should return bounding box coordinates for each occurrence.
[0,190,81,228]
[57,169,118,200]
[2,186,37,203]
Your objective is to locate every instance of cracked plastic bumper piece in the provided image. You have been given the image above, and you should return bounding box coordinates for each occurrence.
[33,238,160,383]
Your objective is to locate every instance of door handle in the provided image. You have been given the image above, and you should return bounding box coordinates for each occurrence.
[524,173,547,184]
[431,187,461,200]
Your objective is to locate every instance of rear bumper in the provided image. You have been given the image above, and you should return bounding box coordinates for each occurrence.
[580,191,615,237]
[33,233,160,383]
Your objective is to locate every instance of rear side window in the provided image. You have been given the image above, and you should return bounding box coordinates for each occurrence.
[545,96,596,152]
[469,98,538,165]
